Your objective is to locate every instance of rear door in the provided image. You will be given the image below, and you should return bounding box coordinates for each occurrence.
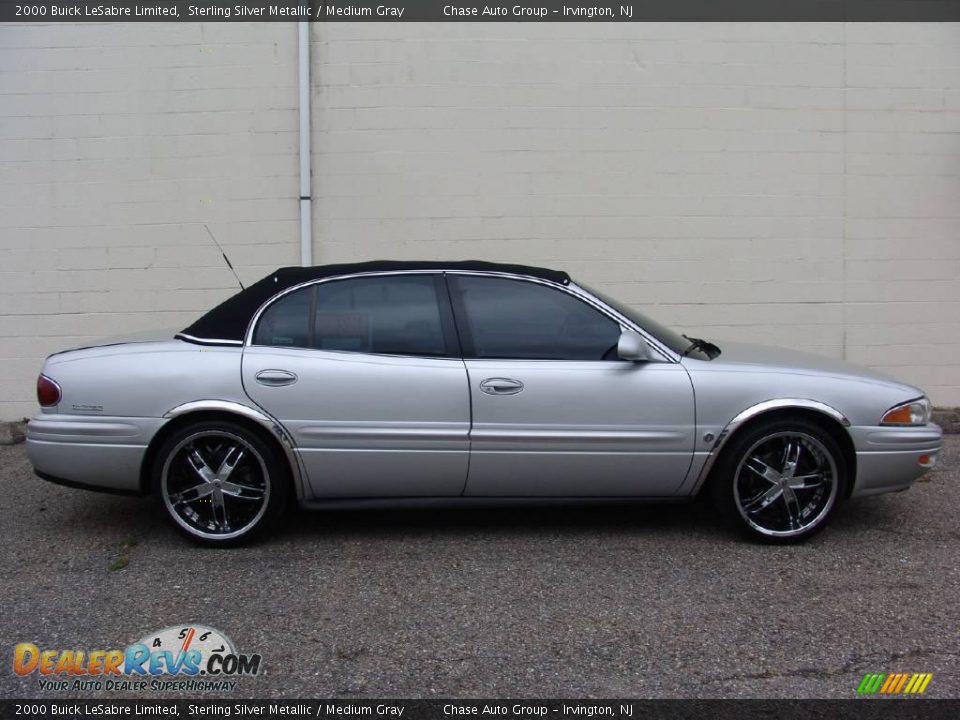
[448,274,696,497]
[242,273,470,498]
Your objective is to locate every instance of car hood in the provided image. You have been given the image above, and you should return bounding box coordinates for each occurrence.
[693,340,920,390]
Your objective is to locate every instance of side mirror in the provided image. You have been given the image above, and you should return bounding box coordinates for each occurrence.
[617,329,652,362]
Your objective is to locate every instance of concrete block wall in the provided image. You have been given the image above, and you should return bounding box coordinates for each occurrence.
[0,23,301,419]
[1,22,958,420]
[312,22,960,406]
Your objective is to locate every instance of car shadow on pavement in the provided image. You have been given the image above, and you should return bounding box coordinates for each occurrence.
[276,499,726,543]
[20,483,912,548]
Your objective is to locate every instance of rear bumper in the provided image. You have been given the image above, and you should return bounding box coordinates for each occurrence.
[849,423,943,498]
[26,414,164,494]
[34,469,146,496]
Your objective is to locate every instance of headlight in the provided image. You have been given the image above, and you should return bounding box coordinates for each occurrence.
[880,397,931,426]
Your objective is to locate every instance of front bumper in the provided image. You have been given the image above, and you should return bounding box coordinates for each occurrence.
[849,423,943,498]
[26,413,164,494]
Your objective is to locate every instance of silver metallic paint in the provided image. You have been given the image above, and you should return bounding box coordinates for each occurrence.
[242,345,471,497]
[680,344,940,497]
[26,414,166,491]
[463,358,695,496]
[26,268,942,509]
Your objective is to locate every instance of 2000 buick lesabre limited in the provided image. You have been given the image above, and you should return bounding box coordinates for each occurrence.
[26,261,943,545]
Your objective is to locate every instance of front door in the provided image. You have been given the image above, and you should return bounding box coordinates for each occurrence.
[242,273,470,498]
[448,274,696,497]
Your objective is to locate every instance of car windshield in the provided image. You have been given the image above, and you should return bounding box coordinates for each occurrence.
[579,283,705,358]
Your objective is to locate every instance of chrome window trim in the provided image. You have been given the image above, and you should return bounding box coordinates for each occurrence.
[562,280,679,363]
[242,269,680,363]
[175,333,244,347]
[243,270,454,359]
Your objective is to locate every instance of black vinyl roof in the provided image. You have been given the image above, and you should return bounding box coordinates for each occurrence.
[178,260,570,344]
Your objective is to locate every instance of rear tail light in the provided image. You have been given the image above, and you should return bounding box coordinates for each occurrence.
[37,374,61,407]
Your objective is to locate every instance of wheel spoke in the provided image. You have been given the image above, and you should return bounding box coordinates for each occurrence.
[781,486,802,529]
[211,489,230,531]
[787,473,827,491]
[742,484,783,514]
[745,456,781,485]
[216,445,245,481]
[186,449,216,483]
[172,482,215,505]
[780,439,802,480]
[220,481,265,501]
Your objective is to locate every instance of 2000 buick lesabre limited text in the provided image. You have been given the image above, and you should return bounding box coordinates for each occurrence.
[26,261,942,545]
[13,704,178,716]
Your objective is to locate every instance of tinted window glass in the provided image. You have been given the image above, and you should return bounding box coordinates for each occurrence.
[453,276,620,360]
[254,285,312,349]
[254,276,447,356]
[580,283,694,357]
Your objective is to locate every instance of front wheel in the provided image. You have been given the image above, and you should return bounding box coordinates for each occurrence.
[152,420,289,546]
[711,419,848,543]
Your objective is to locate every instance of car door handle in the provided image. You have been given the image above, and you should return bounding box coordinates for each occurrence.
[479,378,524,395]
[255,370,298,387]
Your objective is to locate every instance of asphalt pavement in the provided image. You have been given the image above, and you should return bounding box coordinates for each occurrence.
[1,437,957,699]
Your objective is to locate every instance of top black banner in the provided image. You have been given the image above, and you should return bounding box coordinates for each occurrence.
[2,0,960,22]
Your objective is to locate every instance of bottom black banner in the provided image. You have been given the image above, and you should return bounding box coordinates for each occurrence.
[2,700,959,720]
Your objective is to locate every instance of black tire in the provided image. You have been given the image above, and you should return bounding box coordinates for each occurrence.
[710,417,848,544]
[151,420,290,546]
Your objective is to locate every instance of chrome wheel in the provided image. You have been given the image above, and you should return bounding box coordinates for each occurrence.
[733,431,838,539]
[161,431,271,541]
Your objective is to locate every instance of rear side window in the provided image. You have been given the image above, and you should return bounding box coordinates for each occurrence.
[253,284,312,349]
[450,275,620,360]
[253,275,448,357]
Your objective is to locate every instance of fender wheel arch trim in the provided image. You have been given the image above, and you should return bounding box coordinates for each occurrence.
[161,400,307,500]
[691,398,852,496]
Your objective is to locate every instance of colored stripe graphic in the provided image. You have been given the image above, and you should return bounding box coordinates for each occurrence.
[857,673,886,693]
[857,672,932,695]
[893,674,909,693]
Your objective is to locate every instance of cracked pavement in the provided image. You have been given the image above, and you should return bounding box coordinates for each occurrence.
[0,436,957,699]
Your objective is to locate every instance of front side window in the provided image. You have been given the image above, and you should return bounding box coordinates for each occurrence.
[451,275,620,360]
[580,283,694,358]
[253,275,447,357]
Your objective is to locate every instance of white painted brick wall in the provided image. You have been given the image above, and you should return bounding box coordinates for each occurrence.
[311,22,960,407]
[1,22,959,420]
[0,23,301,419]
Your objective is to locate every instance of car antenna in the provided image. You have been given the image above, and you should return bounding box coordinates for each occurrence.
[204,224,245,290]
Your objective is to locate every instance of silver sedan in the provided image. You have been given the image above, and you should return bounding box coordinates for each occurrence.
[26,261,943,545]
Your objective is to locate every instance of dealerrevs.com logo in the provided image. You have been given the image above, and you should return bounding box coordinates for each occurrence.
[13,624,261,692]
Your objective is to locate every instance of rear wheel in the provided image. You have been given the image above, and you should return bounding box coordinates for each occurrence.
[711,418,847,543]
[152,420,289,546]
